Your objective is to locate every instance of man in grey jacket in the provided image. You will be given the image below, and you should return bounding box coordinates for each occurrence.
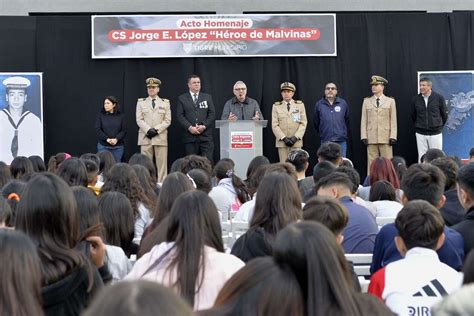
[221,81,263,121]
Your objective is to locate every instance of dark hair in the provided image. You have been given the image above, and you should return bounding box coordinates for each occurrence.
[312,160,336,183]
[213,160,249,205]
[81,159,99,185]
[28,155,46,173]
[205,257,303,316]
[128,153,157,185]
[143,191,223,306]
[47,152,69,173]
[462,250,474,285]
[395,200,445,250]
[169,158,184,173]
[101,96,120,113]
[97,151,115,178]
[316,171,353,193]
[98,192,135,256]
[419,77,432,85]
[0,229,44,316]
[10,156,34,179]
[265,162,298,181]
[431,157,459,191]
[422,148,446,163]
[1,179,27,226]
[72,186,102,239]
[401,163,446,206]
[220,158,235,168]
[286,149,310,173]
[273,222,360,315]
[335,166,360,194]
[302,196,349,235]
[187,74,200,83]
[250,172,301,236]
[457,162,474,199]
[56,157,88,187]
[391,156,407,183]
[101,163,151,219]
[0,161,12,189]
[80,153,100,169]
[15,173,92,287]
[369,180,397,202]
[187,168,212,193]
[247,164,270,197]
[179,154,213,175]
[317,142,342,165]
[0,196,12,226]
[245,155,270,180]
[369,157,400,189]
[145,172,195,237]
[83,280,193,316]
[132,164,158,211]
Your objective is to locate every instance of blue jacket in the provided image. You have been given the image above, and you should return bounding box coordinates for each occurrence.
[370,223,464,274]
[313,97,349,142]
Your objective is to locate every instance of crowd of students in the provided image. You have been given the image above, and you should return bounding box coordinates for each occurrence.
[1,144,474,315]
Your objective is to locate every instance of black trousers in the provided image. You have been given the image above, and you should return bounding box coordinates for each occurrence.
[184,139,214,163]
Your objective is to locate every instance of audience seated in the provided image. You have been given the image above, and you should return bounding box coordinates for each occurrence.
[10,156,34,180]
[317,172,378,253]
[244,155,270,188]
[317,142,343,166]
[422,148,446,163]
[28,155,46,173]
[0,196,12,228]
[369,180,403,218]
[0,161,12,188]
[431,157,465,226]
[83,280,193,316]
[273,222,392,315]
[56,157,88,187]
[452,162,474,256]
[286,149,314,198]
[187,168,212,193]
[231,172,301,262]
[81,158,101,195]
[126,191,244,310]
[391,156,407,183]
[1,179,26,226]
[358,157,400,201]
[128,153,158,185]
[47,152,71,173]
[371,164,464,274]
[97,150,116,183]
[302,160,336,202]
[369,200,462,314]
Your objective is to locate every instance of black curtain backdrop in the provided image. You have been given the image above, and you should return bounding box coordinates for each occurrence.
[1,12,474,178]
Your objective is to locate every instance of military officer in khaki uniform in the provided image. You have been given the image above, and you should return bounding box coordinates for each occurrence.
[360,75,397,173]
[136,77,171,183]
[272,82,308,162]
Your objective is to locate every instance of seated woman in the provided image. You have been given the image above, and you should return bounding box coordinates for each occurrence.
[125,191,244,310]
[358,157,401,201]
[369,180,403,218]
[231,172,302,263]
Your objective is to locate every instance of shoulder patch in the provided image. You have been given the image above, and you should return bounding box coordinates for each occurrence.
[274,101,283,105]
[295,100,303,104]
[138,98,147,101]
[161,98,169,103]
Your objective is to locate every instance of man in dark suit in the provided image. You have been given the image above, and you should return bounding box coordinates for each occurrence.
[411,77,448,162]
[176,74,216,162]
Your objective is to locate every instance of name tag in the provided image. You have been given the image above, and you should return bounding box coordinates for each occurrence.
[199,101,208,109]
[292,108,300,122]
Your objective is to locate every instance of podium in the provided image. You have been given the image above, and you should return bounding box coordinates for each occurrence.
[216,120,268,178]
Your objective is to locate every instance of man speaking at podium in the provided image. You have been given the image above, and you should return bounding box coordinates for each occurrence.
[221,81,263,121]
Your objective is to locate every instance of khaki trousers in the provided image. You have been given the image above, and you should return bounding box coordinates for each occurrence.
[278,146,302,163]
[141,145,167,183]
[367,144,392,174]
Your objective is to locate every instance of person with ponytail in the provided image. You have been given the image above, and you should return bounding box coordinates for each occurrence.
[209,160,250,221]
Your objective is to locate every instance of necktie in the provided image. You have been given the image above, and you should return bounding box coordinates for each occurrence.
[152,99,156,109]
[193,93,198,104]
[287,102,291,111]
[11,130,18,158]
[376,98,380,108]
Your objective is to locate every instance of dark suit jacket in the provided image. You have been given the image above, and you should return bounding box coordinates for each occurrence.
[176,92,216,143]
[452,206,474,256]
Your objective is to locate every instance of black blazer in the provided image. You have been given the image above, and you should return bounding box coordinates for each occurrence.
[411,91,448,135]
[176,92,216,143]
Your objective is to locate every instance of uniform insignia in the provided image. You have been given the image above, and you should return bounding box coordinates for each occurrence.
[274,101,283,105]
[161,98,170,103]
[295,100,303,104]
[138,98,147,101]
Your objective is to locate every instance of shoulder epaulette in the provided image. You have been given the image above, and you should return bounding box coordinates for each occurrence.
[274,101,283,105]
[138,98,147,101]
[161,98,169,103]
[295,100,303,104]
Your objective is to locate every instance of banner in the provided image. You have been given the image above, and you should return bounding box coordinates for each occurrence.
[418,71,474,158]
[92,14,336,58]
[0,73,44,164]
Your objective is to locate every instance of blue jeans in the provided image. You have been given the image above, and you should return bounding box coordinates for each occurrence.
[97,142,124,162]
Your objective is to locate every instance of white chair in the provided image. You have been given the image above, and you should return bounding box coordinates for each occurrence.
[231,220,249,240]
[345,253,373,277]
[376,216,396,228]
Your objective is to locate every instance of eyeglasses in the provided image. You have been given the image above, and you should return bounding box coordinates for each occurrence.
[325,87,337,90]
[234,88,247,91]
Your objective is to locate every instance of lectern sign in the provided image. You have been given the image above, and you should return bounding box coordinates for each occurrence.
[231,131,253,148]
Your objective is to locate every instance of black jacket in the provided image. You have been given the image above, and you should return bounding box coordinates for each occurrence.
[440,189,466,226]
[411,91,448,135]
[176,92,215,143]
[452,206,474,256]
[231,227,272,263]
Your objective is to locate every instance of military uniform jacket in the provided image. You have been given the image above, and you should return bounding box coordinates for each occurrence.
[360,95,397,144]
[176,92,216,143]
[136,96,171,146]
[271,99,307,148]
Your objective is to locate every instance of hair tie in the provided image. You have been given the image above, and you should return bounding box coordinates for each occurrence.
[226,169,234,177]
[7,193,20,202]
[64,153,72,160]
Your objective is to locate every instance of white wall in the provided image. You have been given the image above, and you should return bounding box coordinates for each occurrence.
[1,0,473,15]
